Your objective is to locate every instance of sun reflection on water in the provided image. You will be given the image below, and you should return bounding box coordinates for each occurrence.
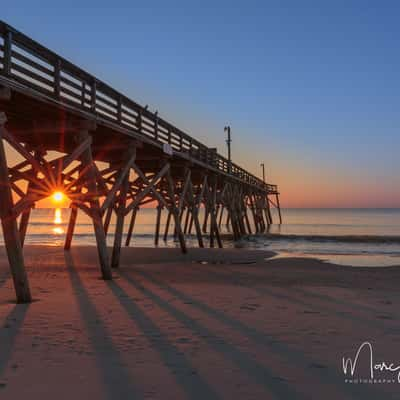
[52,208,64,235]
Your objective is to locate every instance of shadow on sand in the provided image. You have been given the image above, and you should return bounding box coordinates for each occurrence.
[0,303,29,381]
[64,252,141,400]
[107,279,223,400]
[119,270,303,399]
[134,269,389,400]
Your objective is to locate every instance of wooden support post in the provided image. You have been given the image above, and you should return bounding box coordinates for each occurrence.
[19,207,31,247]
[202,207,209,233]
[226,213,231,231]
[77,130,112,280]
[19,154,40,247]
[163,209,172,242]
[215,204,220,227]
[226,184,240,240]
[64,204,78,250]
[257,196,266,232]
[265,194,272,225]
[183,206,191,234]
[112,162,131,268]
[125,207,138,246]
[244,206,252,235]
[154,204,162,246]
[249,194,259,233]
[218,205,224,229]
[185,173,205,248]
[166,170,187,253]
[186,211,194,235]
[0,115,31,303]
[103,206,113,236]
[237,189,247,237]
[276,193,282,224]
[209,177,222,248]
[174,207,185,241]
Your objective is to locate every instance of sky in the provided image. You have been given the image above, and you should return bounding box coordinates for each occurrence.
[2,1,400,207]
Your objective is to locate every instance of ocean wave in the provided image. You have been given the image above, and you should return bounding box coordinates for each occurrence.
[262,233,400,244]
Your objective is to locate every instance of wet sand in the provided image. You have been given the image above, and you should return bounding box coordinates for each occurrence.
[1,245,400,399]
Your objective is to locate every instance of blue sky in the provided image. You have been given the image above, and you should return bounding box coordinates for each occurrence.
[3,1,400,206]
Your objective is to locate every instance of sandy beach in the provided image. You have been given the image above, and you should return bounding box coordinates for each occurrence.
[0,246,400,399]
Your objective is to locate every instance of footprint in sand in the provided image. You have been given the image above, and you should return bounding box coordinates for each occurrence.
[240,303,260,311]
[377,315,393,320]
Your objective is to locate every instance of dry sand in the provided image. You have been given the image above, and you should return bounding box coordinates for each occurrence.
[1,245,400,399]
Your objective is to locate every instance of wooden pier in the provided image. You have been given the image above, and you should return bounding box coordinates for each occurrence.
[0,21,281,303]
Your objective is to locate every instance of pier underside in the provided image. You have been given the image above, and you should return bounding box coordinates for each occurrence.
[0,21,281,302]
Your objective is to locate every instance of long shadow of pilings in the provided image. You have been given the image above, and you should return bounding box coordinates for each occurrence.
[200,265,399,332]
[216,262,390,315]
[64,252,141,400]
[0,304,29,379]
[136,270,392,400]
[119,271,307,400]
[107,280,222,400]
[0,270,10,290]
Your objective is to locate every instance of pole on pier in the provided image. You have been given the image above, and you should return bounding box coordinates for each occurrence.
[154,204,162,246]
[19,207,32,247]
[166,169,187,253]
[103,206,113,236]
[202,207,209,233]
[0,113,31,303]
[276,193,282,224]
[244,204,252,235]
[260,163,266,183]
[208,176,222,248]
[187,173,205,248]
[218,205,224,229]
[77,130,112,280]
[163,209,172,242]
[224,126,232,174]
[266,195,273,225]
[64,204,78,250]
[125,207,138,246]
[112,173,129,269]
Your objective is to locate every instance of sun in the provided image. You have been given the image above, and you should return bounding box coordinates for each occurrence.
[52,191,65,203]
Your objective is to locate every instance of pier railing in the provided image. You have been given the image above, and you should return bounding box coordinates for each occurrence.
[0,21,277,193]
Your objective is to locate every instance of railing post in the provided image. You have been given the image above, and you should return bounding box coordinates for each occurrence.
[168,129,172,144]
[54,59,61,99]
[4,30,12,76]
[154,113,158,141]
[91,79,97,112]
[117,96,122,123]
[189,138,193,156]
[137,110,142,132]
[81,81,85,107]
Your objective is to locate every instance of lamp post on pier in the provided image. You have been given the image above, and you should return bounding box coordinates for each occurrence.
[260,162,266,183]
[224,126,231,173]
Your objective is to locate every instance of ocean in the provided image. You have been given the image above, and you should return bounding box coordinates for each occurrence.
[4,208,400,267]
